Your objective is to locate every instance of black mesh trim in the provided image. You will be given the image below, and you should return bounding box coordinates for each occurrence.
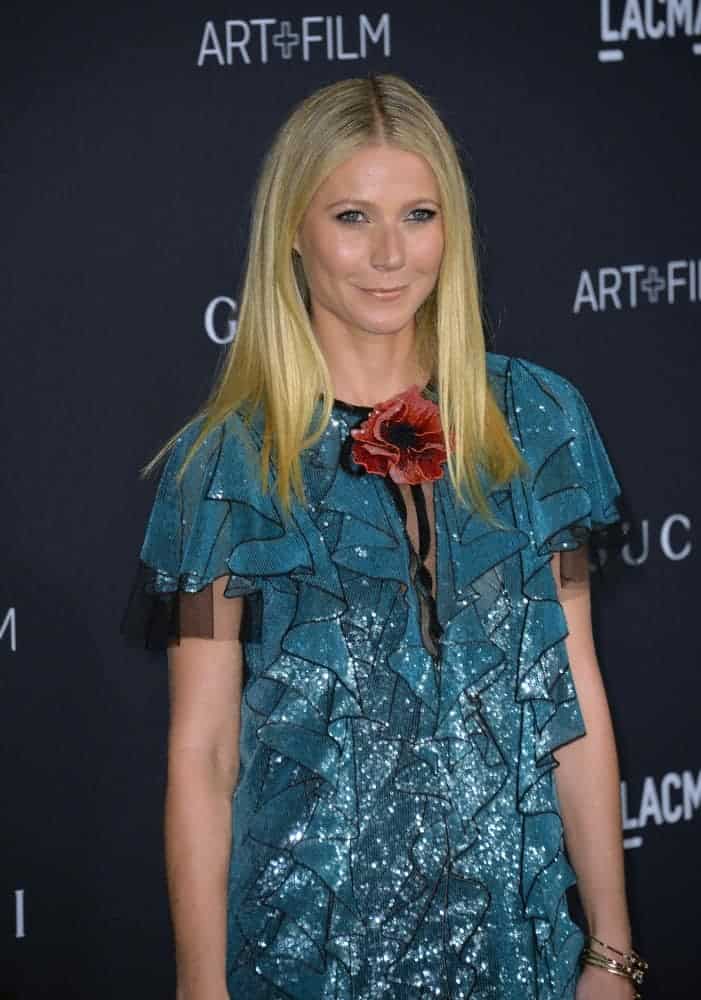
[120,560,262,650]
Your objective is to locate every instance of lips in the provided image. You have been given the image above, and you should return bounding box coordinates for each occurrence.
[361,285,407,298]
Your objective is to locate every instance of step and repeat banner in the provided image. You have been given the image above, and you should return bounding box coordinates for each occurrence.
[2,3,698,997]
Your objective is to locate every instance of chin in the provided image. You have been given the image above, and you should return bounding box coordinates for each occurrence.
[354,300,422,327]
[356,314,416,336]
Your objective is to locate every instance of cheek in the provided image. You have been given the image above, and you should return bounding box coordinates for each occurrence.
[306,226,362,279]
[414,230,444,274]
[325,236,364,274]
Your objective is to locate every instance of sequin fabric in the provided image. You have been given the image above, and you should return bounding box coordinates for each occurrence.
[123,354,623,999]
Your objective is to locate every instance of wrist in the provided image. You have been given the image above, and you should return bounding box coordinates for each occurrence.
[580,933,648,998]
[583,897,632,952]
[586,922,632,955]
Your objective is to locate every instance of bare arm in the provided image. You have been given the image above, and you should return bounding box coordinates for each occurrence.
[550,548,634,998]
[165,576,244,1000]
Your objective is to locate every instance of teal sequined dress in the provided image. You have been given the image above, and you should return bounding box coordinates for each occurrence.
[122,354,624,999]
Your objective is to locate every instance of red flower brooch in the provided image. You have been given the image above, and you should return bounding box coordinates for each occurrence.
[349,384,448,485]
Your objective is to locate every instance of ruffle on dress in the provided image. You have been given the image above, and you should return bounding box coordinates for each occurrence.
[490,355,627,576]
[120,406,352,652]
[120,411,303,649]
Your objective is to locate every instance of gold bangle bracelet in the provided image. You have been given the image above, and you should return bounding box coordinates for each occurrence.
[581,942,647,999]
[584,936,648,983]
[589,934,648,969]
[588,934,630,958]
[582,950,631,977]
[581,957,641,999]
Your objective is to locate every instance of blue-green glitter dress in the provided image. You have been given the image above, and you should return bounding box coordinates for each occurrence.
[122,353,624,999]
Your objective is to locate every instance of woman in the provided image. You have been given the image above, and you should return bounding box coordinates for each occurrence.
[123,74,646,999]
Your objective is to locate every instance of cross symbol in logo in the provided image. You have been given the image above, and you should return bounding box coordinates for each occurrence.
[273,21,300,59]
[640,266,665,304]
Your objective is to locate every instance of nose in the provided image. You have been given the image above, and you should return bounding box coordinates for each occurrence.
[370,223,405,271]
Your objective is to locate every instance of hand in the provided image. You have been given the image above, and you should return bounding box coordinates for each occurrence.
[576,964,636,999]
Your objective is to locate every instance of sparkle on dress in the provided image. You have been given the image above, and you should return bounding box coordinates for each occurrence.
[121,353,624,999]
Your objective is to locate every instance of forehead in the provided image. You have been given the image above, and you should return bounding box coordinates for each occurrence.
[310,145,440,204]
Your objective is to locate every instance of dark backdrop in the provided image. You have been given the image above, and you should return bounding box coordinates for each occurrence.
[2,3,699,997]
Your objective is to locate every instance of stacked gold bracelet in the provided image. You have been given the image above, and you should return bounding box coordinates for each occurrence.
[581,935,649,998]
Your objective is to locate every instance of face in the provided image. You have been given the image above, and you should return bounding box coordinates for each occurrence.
[293,144,444,340]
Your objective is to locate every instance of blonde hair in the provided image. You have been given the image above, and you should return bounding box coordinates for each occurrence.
[142,74,526,519]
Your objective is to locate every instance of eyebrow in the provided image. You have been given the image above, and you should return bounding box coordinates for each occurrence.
[325,197,441,210]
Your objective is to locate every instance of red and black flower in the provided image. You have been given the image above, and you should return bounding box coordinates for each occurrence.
[349,384,448,485]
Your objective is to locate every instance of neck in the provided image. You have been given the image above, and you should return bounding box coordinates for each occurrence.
[311,311,430,407]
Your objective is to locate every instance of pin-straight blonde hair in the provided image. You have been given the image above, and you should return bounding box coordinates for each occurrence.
[143,74,525,519]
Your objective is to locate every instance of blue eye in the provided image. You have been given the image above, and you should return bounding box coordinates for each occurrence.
[336,210,365,224]
[409,208,437,222]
